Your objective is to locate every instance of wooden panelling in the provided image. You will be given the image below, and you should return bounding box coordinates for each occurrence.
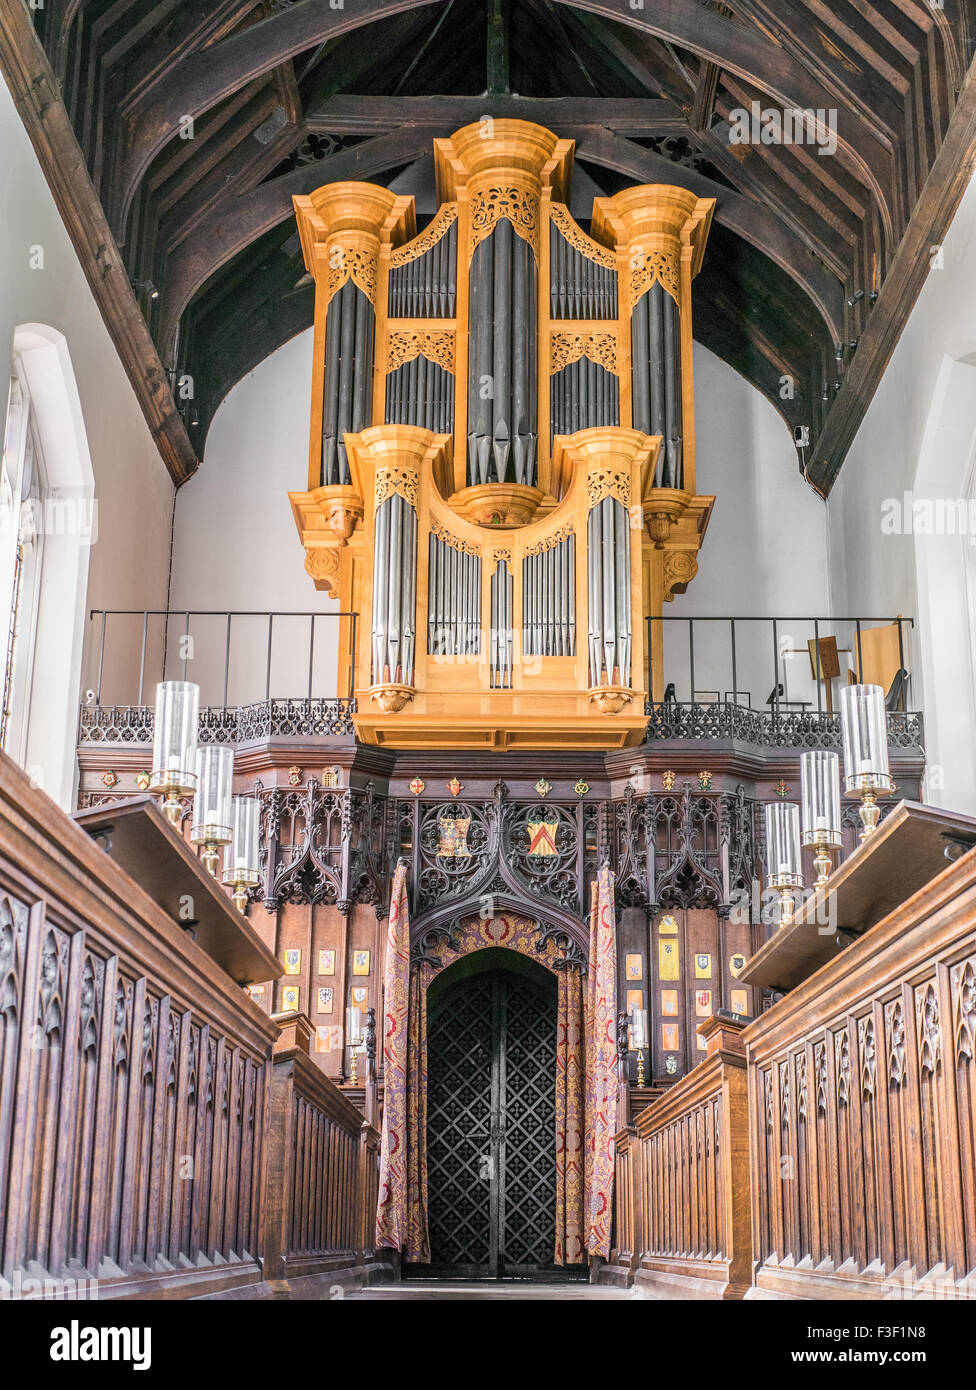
[602,1016,752,1297]
[744,842,976,1300]
[0,751,386,1299]
[261,1041,382,1293]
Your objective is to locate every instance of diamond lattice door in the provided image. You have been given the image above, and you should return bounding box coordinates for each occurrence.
[425,967,557,1278]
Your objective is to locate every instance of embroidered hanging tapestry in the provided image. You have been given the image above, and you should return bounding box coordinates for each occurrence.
[375,862,411,1250]
[584,864,617,1259]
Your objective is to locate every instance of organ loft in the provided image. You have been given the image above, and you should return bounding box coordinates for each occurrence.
[288,120,715,747]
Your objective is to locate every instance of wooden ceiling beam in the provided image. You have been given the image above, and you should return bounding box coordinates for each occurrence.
[555,0,897,224]
[574,127,846,344]
[304,93,689,136]
[158,126,437,363]
[0,2,196,485]
[111,0,446,235]
[805,49,976,494]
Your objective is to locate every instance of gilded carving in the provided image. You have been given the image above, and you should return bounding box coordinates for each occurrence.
[390,202,459,267]
[662,549,698,601]
[550,204,616,268]
[387,331,456,375]
[431,519,481,557]
[374,467,419,508]
[491,549,512,573]
[551,332,619,377]
[586,467,630,509]
[326,244,377,308]
[524,523,574,556]
[629,248,680,309]
[470,184,539,258]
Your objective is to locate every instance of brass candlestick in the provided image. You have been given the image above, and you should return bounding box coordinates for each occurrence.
[636,1050,645,1086]
[812,830,833,890]
[350,1046,359,1086]
[777,886,796,927]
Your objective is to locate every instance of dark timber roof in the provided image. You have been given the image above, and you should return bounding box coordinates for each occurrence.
[9,0,976,492]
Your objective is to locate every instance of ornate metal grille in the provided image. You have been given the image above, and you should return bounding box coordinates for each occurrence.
[425,969,557,1278]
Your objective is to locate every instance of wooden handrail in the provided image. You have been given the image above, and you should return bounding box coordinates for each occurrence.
[603,1015,752,1297]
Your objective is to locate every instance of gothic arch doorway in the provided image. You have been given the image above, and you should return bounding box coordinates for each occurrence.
[413,948,578,1281]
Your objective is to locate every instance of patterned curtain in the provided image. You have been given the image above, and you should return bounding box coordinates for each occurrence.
[404,964,431,1262]
[375,862,411,1250]
[584,864,617,1260]
[555,963,585,1264]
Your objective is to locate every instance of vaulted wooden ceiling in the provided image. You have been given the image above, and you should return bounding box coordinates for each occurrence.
[8,0,976,493]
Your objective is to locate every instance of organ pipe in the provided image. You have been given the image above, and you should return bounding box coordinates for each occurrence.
[490,561,513,688]
[385,359,455,434]
[631,281,683,489]
[549,221,617,320]
[388,218,458,318]
[371,493,417,685]
[427,534,481,657]
[587,497,632,686]
[466,220,538,488]
[550,358,619,440]
[521,535,576,657]
[322,280,375,485]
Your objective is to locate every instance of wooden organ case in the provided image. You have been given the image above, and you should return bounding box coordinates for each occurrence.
[289,121,715,749]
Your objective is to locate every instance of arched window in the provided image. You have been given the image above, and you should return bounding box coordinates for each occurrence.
[0,326,95,808]
[0,366,46,758]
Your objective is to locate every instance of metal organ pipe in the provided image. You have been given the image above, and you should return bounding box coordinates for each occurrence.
[467,221,538,488]
[521,537,576,658]
[632,280,683,489]
[372,494,418,686]
[322,279,375,486]
[549,221,617,321]
[588,498,632,688]
[550,359,619,440]
[427,535,481,659]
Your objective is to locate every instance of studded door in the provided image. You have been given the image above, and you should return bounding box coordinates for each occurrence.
[425,968,557,1278]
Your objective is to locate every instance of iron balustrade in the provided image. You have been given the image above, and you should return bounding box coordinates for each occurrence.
[86,607,359,704]
[646,614,914,714]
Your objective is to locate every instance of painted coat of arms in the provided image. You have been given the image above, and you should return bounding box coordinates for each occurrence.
[527,819,559,856]
[437,816,471,857]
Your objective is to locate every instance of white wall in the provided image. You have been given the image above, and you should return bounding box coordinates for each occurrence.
[661,344,832,707]
[827,168,976,811]
[170,330,341,706]
[0,78,173,802]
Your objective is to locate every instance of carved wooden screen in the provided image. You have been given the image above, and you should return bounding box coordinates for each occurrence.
[424,967,558,1278]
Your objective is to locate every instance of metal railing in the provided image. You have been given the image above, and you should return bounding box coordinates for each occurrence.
[86,608,359,705]
[646,614,914,717]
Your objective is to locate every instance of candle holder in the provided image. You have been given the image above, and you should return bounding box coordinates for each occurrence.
[148,681,199,825]
[222,796,261,913]
[840,684,895,842]
[800,750,842,890]
[190,744,234,876]
[764,801,803,927]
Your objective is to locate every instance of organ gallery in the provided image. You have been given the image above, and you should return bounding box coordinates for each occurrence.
[0,0,974,1327]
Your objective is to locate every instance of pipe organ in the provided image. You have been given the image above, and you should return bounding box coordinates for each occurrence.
[289,122,715,748]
